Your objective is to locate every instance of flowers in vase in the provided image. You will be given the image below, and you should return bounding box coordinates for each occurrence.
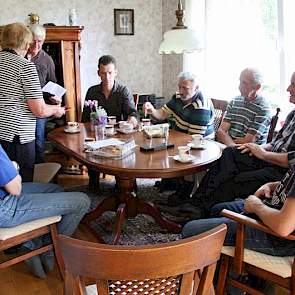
[84,100,108,129]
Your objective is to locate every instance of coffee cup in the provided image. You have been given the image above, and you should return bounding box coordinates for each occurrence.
[105,124,115,136]
[178,146,191,161]
[108,116,117,125]
[191,134,204,147]
[67,121,79,131]
[141,118,151,126]
[122,122,133,132]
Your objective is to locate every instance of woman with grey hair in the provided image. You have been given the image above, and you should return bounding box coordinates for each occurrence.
[27,24,60,164]
[0,22,65,181]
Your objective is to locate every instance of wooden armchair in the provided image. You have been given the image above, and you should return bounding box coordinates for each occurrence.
[211,99,229,133]
[216,209,295,295]
[58,224,227,295]
[267,107,280,143]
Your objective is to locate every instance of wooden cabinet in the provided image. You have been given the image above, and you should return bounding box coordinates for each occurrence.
[0,25,84,122]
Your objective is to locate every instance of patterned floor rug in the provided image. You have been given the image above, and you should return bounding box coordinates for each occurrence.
[67,178,183,245]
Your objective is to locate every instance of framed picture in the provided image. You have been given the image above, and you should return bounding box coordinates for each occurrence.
[114,9,134,35]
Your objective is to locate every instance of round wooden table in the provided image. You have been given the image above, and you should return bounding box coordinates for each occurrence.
[48,123,222,243]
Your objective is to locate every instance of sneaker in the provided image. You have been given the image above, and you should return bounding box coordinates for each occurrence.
[25,255,46,279]
[154,178,181,192]
[178,203,205,219]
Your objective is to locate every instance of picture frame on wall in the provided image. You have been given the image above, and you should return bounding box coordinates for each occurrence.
[114,9,134,35]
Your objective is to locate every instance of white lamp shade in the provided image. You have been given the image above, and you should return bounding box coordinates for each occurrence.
[159,28,203,54]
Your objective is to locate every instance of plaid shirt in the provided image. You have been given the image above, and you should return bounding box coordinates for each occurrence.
[271,109,295,165]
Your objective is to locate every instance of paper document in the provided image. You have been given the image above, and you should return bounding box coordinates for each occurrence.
[84,138,125,150]
[41,81,67,98]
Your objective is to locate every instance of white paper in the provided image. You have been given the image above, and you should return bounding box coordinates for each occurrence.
[41,81,67,98]
[84,138,125,150]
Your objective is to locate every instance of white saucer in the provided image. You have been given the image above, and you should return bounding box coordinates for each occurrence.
[64,127,80,133]
[116,128,135,134]
[105,131,117,137]
[173,154,195,163]
[188,142,206,149]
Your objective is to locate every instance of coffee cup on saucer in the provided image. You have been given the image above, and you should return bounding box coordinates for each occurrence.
[67,121,79,132]
[105,124,115,136]
[108,116,117,125]
[141,118,151,126]
[178,146,191,161]
[122,122,133,132]
[191,134,204,147]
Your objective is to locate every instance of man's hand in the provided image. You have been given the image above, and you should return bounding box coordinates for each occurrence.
[254,183,274,199]
[142,102,155,117]
[244,195,264,213]
[53,106,66,118]
[127,116,138,128]
[237,142,267,160]
[48,95,62,105]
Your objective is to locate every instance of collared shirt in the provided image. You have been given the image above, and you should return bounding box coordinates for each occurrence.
[271,109,295,165]
[82,80,137,122]
[162,92,215,137]
[224,95,271,144]
[0,145,18,199]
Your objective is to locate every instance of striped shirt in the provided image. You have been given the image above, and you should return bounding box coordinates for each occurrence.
[272,109,295,165]
[162,92,215,137]
[223,95,271,144]
[0,51,43,144]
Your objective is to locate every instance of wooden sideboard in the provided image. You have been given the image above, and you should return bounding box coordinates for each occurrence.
[0,25,84,122]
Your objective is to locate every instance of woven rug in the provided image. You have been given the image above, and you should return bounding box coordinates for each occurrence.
[67,178,182,245]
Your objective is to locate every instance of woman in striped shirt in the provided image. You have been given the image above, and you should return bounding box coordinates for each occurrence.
[0,23,65,181]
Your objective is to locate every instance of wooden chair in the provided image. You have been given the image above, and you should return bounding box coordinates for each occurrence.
[0,216,65,278]
[58,224,227,295]
[133,93,139,110]
[267,107,280,143]
[211,99,229,132]
[216,209,295,295]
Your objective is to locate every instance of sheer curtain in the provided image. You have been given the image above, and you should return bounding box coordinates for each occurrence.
[184,0,295,115]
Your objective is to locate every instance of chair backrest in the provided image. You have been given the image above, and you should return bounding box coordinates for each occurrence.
[59,224,227,295]
[267,107,280,143]
[133,94,139,110]
[211,99,229,132]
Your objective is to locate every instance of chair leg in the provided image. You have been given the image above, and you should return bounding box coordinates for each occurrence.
[50,224,65,279]
[216,254,230,295]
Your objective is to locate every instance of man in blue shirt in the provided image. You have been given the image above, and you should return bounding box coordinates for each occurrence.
[0,145,90,278]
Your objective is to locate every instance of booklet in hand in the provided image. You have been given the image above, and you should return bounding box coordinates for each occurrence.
[41,81,67,99]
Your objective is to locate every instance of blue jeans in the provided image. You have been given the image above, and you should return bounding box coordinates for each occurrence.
[35,118,47,164]
[182,200,295,256]
[0,183,90,249]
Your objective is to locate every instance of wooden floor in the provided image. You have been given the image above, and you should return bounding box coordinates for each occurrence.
[0,172,97,295]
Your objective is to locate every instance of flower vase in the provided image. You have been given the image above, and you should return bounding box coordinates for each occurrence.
[94,124,105,141]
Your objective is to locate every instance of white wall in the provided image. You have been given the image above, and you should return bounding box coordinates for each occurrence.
[0,0,163,99]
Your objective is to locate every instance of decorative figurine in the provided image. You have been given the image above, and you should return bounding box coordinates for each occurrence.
[28,13,40,25]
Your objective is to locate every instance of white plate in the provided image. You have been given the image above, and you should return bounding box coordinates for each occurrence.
[187,142,206,149]
[173,154,196,163]
[64,127,80,133]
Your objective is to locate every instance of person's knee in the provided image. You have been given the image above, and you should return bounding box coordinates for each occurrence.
[74,192,91,211]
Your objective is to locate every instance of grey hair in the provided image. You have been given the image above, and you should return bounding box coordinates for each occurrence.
[243,67,264,85]
[177,71,198,85]
[29,24,46,40]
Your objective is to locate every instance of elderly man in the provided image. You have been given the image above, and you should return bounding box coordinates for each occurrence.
[143,71,215,196]
[26,25,60,164]
[143,71,214,137]
[179,71,295,219]
[217,68,271,146]
[82,55,138,127]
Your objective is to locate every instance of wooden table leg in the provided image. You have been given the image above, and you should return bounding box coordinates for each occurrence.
[112,203,126,245]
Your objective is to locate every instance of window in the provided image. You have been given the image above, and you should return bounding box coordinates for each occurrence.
[184,0,295,116]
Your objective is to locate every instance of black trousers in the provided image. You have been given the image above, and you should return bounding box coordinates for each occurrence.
[191,146,287,213]
[0,137,35,182]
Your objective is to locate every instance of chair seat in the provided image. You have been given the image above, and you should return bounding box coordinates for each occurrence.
[33,162,61,183]
[222,246,294,278]
[0,215,61,240]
